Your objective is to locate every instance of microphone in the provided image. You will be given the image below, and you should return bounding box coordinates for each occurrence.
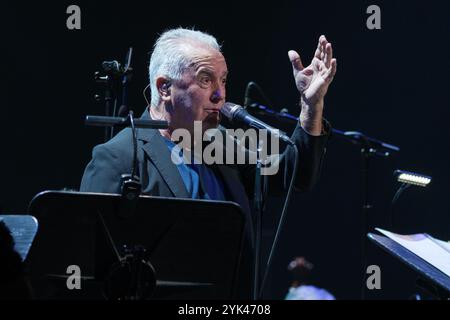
[221,102,294,145]
[102,60,124,75]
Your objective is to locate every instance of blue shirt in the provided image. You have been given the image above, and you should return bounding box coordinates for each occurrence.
[163,139,226,201]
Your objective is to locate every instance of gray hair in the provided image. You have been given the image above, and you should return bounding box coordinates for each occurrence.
[149,28,222,107]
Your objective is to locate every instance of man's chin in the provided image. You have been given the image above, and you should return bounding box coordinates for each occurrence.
[203,122,219,132]
[203,114,221,130]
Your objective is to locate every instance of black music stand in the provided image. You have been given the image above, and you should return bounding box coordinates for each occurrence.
[27,190,248,300]
[368,233,450,300]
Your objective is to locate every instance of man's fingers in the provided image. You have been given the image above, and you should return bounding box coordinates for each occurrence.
[314,47,321,59]
[288,50,304,71]
[314,35,325,59]
[325,43,333,68]
[325,58,337,80]
[314,36,323,59]
[331,58,337,78]
[316,35,328,61]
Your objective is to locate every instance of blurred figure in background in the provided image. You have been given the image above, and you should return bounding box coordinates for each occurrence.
[0,221,33,299]
[285,257,335,300]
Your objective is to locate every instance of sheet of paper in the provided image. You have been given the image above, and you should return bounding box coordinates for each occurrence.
[429,237,450,254]
[376,228,450,278]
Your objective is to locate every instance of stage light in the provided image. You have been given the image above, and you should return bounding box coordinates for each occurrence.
[394,170,432,187]
[389,170,432,228]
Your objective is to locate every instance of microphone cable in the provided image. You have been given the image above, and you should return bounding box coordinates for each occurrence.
[258,143,299,299]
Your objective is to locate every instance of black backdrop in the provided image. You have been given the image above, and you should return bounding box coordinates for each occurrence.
[2,0,449,299]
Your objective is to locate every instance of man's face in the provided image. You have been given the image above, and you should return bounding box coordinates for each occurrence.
[165,45,228,135]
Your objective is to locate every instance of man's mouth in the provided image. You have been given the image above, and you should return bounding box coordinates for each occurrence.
[204,109,221,124]
[204,109,220,114]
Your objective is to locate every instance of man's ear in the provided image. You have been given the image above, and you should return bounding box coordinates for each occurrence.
[156,77,172,102]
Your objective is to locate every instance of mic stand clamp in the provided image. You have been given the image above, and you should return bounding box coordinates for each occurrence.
[118,174,141,220]
[118,111,141,220]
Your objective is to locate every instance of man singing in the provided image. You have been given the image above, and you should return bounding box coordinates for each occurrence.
[80,28,337,298]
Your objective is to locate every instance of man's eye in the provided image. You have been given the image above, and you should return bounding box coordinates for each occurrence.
[199,76,211,85]
[222,78,227,85]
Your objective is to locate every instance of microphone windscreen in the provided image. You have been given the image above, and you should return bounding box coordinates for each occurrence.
[220,102,241,121]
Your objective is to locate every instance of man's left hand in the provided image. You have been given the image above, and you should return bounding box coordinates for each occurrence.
[288,35,337,135]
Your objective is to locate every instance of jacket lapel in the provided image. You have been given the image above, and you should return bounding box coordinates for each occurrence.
[137,109,190,199]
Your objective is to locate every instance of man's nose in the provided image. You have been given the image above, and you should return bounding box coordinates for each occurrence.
[211,87,225,104]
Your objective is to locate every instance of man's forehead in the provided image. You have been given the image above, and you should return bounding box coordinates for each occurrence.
[179,41,226,67]
[192,54,227,71]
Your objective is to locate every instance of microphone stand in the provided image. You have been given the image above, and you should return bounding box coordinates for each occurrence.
[85,114,168,299]
[94,48,134,142]
[85,114,168,195]
[85,116,168,129]
[85,113,168,216]
[114,47,134,138]
[253,146,262,300]
[90,48,166,299]
[246,102,400,300]
[94,70,117,142]
[253,141,269,300]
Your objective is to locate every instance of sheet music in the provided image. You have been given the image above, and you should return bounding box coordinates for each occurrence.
[376,228,450,278]
[429,237,450,254]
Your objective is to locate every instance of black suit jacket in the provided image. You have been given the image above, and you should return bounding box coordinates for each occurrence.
[80,108,330,298]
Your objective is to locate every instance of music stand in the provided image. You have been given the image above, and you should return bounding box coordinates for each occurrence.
[27,190,248,300]
[368,233,450,300]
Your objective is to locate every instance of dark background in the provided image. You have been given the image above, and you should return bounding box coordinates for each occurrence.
[2,0,449,299]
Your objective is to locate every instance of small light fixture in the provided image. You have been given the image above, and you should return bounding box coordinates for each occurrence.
[389,170,432,228]
[394,170,432,187]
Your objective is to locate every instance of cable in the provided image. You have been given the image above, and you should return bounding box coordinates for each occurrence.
[129,111,138,179]
[142,84,151,107]
[110,99,118,140]
[389,183,411,228]
[258,144,299,299]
